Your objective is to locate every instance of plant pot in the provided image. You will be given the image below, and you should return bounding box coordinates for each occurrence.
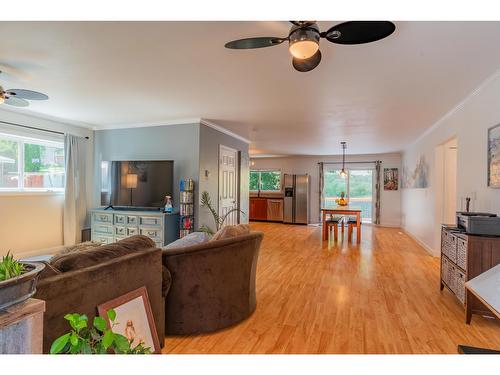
[0,262,45,310]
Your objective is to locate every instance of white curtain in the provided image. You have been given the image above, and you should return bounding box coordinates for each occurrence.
[63,134,88,245]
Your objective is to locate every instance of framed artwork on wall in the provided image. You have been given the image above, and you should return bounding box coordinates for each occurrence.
[98,286,160,353]
[488,124,500,188]
[383,168,399,190]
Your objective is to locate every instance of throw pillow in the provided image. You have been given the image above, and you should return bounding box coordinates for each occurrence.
[162,231,210,250]
[210,224,251,242]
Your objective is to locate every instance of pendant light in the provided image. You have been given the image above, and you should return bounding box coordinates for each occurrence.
[340,142,347,178]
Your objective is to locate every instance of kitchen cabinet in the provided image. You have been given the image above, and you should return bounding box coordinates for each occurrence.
[250,198,268,221]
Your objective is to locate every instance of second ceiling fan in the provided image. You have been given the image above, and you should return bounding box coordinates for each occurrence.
[225,21,396,72]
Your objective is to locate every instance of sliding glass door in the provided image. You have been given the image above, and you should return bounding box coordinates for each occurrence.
[322,166,374,222]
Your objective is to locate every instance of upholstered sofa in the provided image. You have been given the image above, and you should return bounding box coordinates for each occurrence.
[34,236,168,353]
[162,231,264,335]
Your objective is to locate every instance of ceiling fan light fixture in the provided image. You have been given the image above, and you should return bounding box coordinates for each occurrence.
[288,27,320,59]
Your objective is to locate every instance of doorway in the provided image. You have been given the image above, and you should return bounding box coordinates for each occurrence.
[434,138,458,248]
[219,145,239,226]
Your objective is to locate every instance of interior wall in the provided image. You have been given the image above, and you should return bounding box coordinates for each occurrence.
[198,123,250,231]
[402,71,500,255]
[250,153,402,226]
[0,109,93,256]
[93,123,201,217]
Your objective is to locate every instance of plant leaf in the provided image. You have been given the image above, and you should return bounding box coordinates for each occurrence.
[113,333,130,353]
[102,329,114,350]
[70,332,78,346]
[107,309,116,322]
[50,333,71,354]
[93,316,107,332]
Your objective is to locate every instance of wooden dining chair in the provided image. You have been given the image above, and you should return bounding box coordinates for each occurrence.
[347,216,361,242]
[325,215,345,241]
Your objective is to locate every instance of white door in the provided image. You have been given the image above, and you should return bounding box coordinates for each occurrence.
[219,145,239,227]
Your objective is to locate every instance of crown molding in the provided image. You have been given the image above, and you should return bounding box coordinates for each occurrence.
[93,117,202,131]
[200,119,251,144]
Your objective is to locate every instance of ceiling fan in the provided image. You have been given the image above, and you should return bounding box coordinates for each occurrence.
[0,71,49,107]
[225,21,396,72]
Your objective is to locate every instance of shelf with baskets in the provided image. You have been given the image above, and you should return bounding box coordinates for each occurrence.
[179,178,195,238]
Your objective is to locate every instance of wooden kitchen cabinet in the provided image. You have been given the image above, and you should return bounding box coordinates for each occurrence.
[250,198,268,221]
[267,199,284,222]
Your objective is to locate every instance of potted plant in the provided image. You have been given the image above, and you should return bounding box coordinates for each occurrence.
[50,309,152,354]
[199,191,245,235]
[0,252,45,310]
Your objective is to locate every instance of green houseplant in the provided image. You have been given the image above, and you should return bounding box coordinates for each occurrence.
[199,191,245,235]
[0,252,25,281]
[50,309,152,354]
[0,252,45,310]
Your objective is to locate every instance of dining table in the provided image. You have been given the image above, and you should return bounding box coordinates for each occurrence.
[321,205,362,243]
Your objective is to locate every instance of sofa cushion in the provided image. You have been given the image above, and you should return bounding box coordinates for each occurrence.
[37,261,62,279]
[162,231,210,251]
[49,241,103,264]
[210,224,251,242]
[50,235,156,272]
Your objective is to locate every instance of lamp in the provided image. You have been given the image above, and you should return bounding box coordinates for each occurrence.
[339,142,347,178]
[125,173,138,206]
[289,26,320,59]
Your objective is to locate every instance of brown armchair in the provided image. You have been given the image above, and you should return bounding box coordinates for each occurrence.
[162,231,264,335]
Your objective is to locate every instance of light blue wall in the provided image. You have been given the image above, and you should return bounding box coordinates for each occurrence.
[93,124,200,216]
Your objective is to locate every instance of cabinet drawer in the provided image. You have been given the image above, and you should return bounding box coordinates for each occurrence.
[127,227,139,236]
[127,216,138,225]
[114,214,126,225]
[140,227,163,239]
[455,269,466,304]
[93,212,113,224]
[139,216,162,227]
[115,226,127,236]
[93,235,113,244]
[93,224,113,235]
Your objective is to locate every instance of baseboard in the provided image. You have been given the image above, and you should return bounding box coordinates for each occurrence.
[402,229,438,257]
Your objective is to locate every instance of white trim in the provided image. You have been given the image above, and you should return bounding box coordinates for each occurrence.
[402,228,438,257]
[94,117,201,130]
[201,119,251,144]
[407,68,500,149]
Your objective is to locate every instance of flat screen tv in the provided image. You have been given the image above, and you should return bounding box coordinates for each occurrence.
[100,160,174,209]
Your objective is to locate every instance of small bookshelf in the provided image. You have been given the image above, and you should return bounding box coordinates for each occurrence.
[179,179,194,238]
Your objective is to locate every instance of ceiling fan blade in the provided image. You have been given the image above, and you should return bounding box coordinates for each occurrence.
[292,50,322,72]
[225,37,286,49]
[6,89,49,100]
[323,21,395,45]
[4,96,29,107]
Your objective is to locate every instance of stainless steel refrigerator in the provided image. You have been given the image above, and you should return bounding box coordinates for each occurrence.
[283,174,310,224]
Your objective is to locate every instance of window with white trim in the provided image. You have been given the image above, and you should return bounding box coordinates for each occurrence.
[0,132,65,192]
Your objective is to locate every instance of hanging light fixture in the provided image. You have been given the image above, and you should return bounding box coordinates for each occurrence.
[339,142,347,178]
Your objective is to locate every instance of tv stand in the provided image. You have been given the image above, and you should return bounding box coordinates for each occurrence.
[106,206,163,212]
[90,208,179,246]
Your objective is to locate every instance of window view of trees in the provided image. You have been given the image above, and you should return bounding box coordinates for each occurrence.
[0,135,65,190]
[323,169,373,221]
[250,170,281,191]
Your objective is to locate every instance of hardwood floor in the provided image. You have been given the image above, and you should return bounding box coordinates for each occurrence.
[163,223,500,354]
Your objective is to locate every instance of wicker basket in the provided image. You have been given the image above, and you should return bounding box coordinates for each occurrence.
[441,257,451,287]
[457,238,467,271]
[455,268,466,304]
[443,231,457,263]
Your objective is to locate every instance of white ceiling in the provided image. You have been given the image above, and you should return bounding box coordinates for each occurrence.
[0,21,500,155]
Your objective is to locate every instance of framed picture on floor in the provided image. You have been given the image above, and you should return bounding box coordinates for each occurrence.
[488,124,500,188]
[383,168,399,190]
[98,286,160,353]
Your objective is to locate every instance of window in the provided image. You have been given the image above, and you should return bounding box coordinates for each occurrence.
[323,169,373,222]
[0,133,65,192]
[250,170,281,192]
